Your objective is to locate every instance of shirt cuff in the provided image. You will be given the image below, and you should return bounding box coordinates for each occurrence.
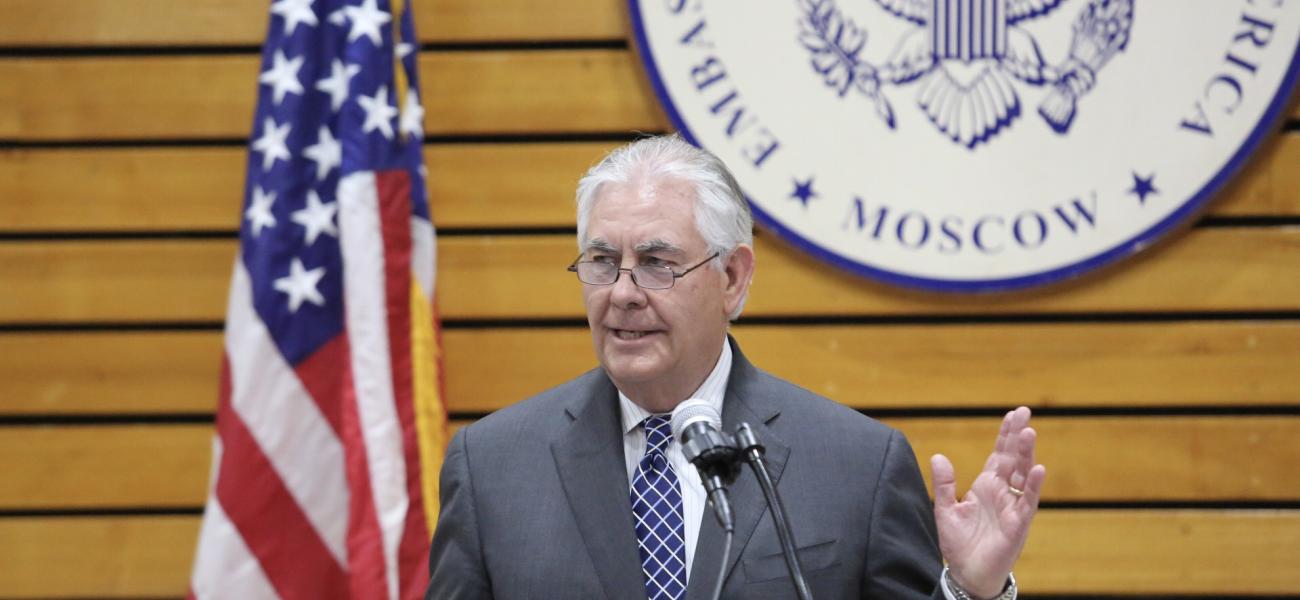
[940,567,1018,600]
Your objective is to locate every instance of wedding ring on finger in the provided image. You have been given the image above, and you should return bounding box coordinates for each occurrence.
[1008,485,1025,497]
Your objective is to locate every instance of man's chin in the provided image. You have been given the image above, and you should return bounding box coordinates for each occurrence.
[599,354,668,387]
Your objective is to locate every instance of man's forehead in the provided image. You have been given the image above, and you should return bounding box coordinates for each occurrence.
[592,176,695,214]
[584,177,702,253]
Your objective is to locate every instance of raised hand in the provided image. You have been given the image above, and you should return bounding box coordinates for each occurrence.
[930,407,1047,599]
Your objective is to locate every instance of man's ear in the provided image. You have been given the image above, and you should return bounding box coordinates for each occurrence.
[722,244,755,316]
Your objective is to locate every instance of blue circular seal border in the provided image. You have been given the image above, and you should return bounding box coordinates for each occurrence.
[627,1,1300,294]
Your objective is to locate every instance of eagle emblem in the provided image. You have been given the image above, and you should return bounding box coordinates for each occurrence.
[798,0,1134,148]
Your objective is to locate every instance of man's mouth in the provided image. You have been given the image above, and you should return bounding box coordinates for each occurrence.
[612,329,654,340]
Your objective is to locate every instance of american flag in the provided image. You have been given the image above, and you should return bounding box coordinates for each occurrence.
[189,0,446,598]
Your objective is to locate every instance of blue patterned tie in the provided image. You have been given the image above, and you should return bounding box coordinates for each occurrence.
[631,415,687,600]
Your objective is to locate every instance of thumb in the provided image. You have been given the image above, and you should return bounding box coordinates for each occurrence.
[930,454,958,510]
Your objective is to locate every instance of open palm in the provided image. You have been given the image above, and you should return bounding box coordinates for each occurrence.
[930,407,1047,599]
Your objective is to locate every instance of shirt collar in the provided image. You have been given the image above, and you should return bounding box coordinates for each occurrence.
[618,340,732,436]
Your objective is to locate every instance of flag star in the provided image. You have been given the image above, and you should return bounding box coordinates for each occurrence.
[259,50,305,105]
[273,258,327,313]
[291,190,339,246]
[327,8,347,25]
[395,42,415,59]
[343,0,392,45]
[358,85,398,139]
[315,60,361,112]
[251,117,293,171]
[250,118,292,171]
[302,126,342,180]
[244,186,278,237]
[269,0,318,35]
[400,90,424,139]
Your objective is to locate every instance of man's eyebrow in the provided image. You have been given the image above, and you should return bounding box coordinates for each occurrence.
[585,239,617,253]
[634,239,683,255]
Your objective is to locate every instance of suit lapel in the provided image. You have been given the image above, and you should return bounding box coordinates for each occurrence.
[687,340,790,599]
[551,375,646,600]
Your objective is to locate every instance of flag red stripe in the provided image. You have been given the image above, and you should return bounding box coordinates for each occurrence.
[376,169,432,598]
[291,333,358,591]
[293,334,350,438]
[215,355,350,600]
[331,331,389,600]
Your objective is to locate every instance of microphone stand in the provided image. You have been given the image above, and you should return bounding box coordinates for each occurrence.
[736,423,814,600]
[680,427,740,600]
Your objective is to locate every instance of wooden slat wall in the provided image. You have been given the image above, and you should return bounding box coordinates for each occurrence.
[1,2,1298,599]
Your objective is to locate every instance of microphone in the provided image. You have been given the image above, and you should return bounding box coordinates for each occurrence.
[670,399,741,532]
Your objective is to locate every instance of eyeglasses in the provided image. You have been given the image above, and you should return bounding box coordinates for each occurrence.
[567,252,720,290]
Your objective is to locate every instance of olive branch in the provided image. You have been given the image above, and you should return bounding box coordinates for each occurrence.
[796,0,896,128]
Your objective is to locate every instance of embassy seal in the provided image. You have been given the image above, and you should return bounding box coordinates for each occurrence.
[629,0,1300,292]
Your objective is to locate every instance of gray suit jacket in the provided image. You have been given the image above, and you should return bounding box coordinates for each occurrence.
[427,340,945,599]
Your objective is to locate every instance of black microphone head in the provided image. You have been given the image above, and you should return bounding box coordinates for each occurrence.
[671,398,720,443]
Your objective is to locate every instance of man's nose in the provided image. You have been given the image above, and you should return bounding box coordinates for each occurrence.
[609,266,646,309]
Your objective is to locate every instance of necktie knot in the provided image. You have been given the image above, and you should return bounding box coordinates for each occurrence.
[643,415,673,454]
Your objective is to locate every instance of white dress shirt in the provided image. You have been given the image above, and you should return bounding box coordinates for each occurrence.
[618,340,731,581]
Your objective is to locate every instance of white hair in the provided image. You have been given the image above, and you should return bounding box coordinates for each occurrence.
[575,134,753,319]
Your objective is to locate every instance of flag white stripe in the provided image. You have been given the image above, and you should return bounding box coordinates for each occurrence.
[225,261,350,566]
[339,172,409,600]
[190,438,281,600]
[412,216,436,300]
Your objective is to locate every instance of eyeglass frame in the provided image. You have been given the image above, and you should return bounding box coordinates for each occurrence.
[566,251,722,290]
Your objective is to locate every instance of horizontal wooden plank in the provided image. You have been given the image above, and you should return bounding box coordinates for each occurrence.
[1,510,1296,596]
[0,143,619,231]
[441,228,1300,317]
[3,227,1300,324]
[0,425,212,509]
[1213,130,1300,216]
[896,416,1300,502]
[0,147,248,232]
[1019,510,1300,594]
[426,142,618,227]
[0,239,237,323]
[0,51,665,141]
[0,515,199,598]
[422,50,664,136]
[0,331,219,415]
[0,0,625,46]
[2,135,1298,233]
[5,417,1298,509]
[446,322,1300,412]
[3,51,1294,145]
[2,51,1295,143]
[6,320,1299,416]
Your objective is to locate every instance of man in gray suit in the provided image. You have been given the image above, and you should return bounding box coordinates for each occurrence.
[427,135,1046,600]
